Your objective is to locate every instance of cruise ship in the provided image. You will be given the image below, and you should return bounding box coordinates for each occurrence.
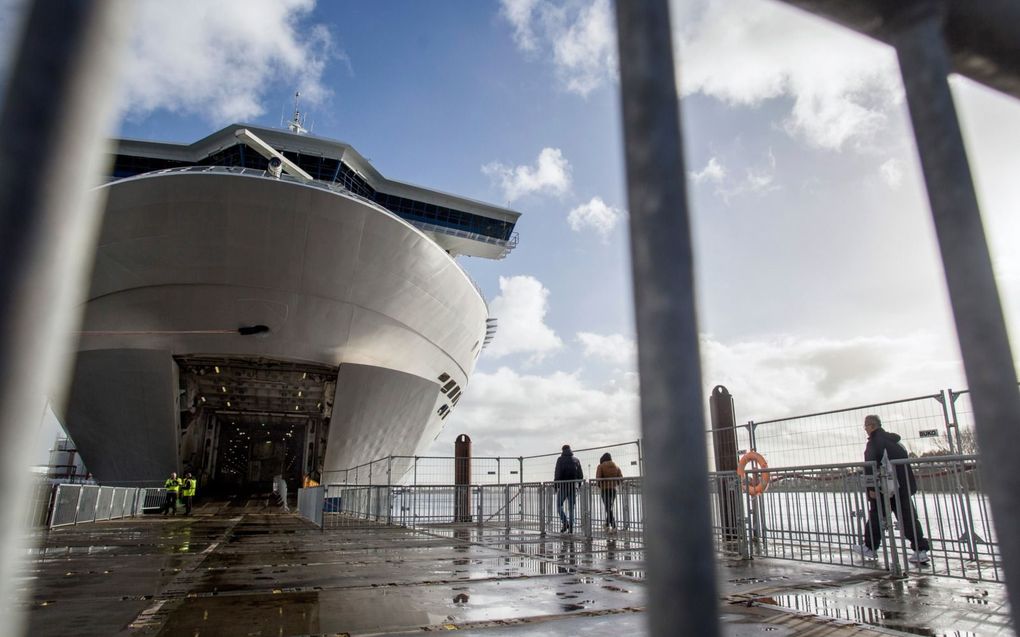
[62,116,520,491]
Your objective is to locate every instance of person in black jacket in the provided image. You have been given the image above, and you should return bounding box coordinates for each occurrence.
[852,415,931,564]
[554,444,584,533]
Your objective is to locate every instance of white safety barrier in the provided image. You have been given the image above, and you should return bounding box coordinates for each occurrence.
[49,485,145,528]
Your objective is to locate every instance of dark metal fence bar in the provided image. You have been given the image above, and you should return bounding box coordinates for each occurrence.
[0,1,132,629]
[886,6,1020,620]
[614,1,719,635]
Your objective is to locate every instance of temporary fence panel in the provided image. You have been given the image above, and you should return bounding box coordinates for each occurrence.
[47,485,142,528]
[889,456,1001,582]
[747,393,949,468]
[109,488,126,519]
[297,486,324,528]
[520,441,642,484]
[76,485,100,523]
[94,487,115,521]
[743,462,876,569]
[22,480,55,529]
[707,472,744,554]
[49,485,82,528]
[140,488,165,512]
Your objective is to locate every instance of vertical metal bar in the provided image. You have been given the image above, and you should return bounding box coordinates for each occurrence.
[539,483,546,536]
[0,0,130,630]
[614,1,719,635]
[890,7,1020,617]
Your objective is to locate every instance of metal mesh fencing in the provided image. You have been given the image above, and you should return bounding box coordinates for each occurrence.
[890,456,1000,582]
[94,486,114,521]
[109,488,126,519]
[520,441,642,483]
[22,479,55,528]
[297,486,324,528]
[139,488,165,512]
[76,485,100,523]
[50,485,82,528]
[707,472,744,553]
[747,394,948,467]
[48,485,142,528]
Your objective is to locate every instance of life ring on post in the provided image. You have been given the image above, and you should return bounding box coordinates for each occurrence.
[736,451,770,496]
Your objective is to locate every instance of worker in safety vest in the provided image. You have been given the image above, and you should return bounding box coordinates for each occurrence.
[161,472,181,515]
[180,473,197,515]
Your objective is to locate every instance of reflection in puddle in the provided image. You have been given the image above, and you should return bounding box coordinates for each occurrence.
[762,593,980,637]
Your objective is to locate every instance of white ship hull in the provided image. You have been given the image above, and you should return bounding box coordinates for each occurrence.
[65,169,486,487]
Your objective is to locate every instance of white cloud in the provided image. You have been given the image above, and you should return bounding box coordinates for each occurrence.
[430,366,640,459]
[500,0,542,52]
[701,147,779,199]
[674,0,902,151]
[499,0,617,96]
[120,0,336,124]
[691,157,726,184]
[567,196,623,240]
[486,275,563,360]
[699,332,965,422]
[879,158,904,188]
[577,332,636,367]
[482,147,572,203]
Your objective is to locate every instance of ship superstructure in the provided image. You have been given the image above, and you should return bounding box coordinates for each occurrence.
[63,124,520,491]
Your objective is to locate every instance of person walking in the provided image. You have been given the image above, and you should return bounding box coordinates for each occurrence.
[180,472,196,515]
[595,452,623,532]
[554,444,583,533]
[161,472,181,516]
[852,415,931,564]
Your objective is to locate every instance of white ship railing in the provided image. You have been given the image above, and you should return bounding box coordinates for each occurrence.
[130,166,518,258]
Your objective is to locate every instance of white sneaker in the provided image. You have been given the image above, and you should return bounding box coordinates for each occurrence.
[908,550,930,564]
[851,544,877,560]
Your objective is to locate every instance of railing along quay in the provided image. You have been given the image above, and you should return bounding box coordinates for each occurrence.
[299,455,1002,584]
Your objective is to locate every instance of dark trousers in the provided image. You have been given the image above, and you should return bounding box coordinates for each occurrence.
[161,492,177,515]
[556,486,576,530]
[600,489,617,528]
[864,491,930,551]
[182,495,193,515]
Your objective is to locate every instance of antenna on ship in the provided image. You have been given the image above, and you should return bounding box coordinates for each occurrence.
[286,91,308,135]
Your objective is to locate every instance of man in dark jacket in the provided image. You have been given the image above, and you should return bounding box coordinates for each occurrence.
[554,444,584,533]
[852,415,931,564]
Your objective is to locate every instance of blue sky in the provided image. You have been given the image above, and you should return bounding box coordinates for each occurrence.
[5,0,1018,466]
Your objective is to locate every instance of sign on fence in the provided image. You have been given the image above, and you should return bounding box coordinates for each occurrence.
[919,429,940,438]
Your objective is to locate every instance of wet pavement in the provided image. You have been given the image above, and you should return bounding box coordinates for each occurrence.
[21,502,1015,636]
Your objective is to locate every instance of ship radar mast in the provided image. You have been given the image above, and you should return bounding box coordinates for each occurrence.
[286,91,308,135]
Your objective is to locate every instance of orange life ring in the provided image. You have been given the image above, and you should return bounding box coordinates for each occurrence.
[736,451,770,496]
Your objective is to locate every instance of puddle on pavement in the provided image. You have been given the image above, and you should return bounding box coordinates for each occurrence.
[760,593,980,637]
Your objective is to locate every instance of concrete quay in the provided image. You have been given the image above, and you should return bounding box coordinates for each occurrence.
[21,501,1014,636]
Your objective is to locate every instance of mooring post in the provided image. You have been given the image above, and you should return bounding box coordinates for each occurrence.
[454,434,472,523]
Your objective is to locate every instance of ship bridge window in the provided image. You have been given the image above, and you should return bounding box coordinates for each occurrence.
[437,373,450,382]
[441,379,457,394]
[373,192,515,242]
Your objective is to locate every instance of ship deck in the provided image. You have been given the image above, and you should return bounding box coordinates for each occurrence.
[23,501,1014,636]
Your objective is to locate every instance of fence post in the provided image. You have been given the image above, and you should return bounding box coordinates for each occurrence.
[636,439,643,477]
[539,483,546,536]
[880,457,903,578]
[72,485,85,526]
[622,480,632,531]
[476,486,483,528]
[504,484,511,531]
[583,481,593,539]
